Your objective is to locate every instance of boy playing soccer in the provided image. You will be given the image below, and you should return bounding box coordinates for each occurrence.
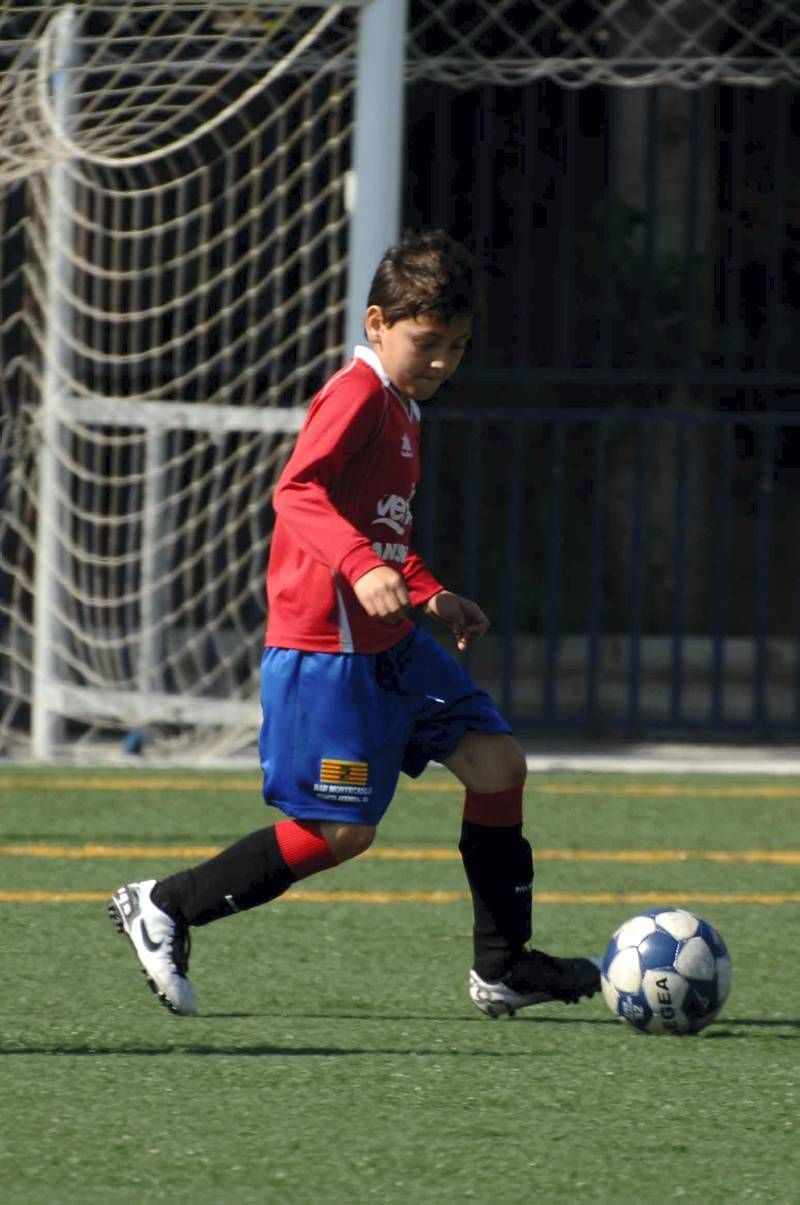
[108,230,600,1017]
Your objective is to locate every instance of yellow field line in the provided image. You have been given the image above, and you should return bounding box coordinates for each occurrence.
[407,781,800,799]
[0,843,227,859]
[291,891,800,906]
[2,889,799,905]
[1,843,799,864]
[539,783,800,798]
[4,774,800,799]
[0,775,259,792]
[372,847,800,865]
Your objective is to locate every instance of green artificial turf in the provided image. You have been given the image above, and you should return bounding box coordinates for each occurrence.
[1,767,798,1203]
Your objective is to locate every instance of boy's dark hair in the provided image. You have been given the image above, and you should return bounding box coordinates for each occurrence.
[367,229,476,324]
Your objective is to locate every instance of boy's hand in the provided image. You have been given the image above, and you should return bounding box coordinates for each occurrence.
[424,590,489,651]
[353,565,411,624]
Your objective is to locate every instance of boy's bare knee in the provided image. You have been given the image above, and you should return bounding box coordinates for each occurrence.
[445,732,527,794]
[502,745,528,789]
[319,821,376,863]
[489,741,527,791]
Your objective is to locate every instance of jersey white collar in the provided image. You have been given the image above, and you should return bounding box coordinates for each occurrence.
[352,345,420,421]
[353,344,390,386]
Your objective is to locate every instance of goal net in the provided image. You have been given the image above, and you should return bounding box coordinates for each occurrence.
[408,0,799,88]
[1,0,797,762]
[0,2,360,761]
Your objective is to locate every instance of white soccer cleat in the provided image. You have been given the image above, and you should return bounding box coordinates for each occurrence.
[108,879,197,1016]
[470,950,603,1018]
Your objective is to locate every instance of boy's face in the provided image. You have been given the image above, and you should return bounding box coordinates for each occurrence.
[365,307,472,401]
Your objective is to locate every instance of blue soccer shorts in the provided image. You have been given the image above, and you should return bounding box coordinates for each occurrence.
[258,626,510,826]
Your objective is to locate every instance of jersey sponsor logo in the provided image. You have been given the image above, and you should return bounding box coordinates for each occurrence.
[372,540,408,564]
[372,493,412,535]
[400,432,413,458]
[319,758,369,785]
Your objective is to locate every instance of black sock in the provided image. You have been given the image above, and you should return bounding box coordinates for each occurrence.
[458,820,533,981]
[151,826,296,927]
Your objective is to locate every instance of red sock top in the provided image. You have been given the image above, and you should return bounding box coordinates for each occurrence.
[275,819,337,878]
[462,784,524,827]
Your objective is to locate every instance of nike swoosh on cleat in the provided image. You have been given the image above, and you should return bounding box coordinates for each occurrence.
[139,919,162,952]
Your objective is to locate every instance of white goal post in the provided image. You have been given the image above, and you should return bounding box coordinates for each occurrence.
[0,0,797,762]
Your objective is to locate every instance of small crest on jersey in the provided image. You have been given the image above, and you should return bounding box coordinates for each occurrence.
[319,758,369,785]
[400,432,413,458]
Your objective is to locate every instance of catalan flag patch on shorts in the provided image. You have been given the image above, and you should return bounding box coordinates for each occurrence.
[319,758,369,785]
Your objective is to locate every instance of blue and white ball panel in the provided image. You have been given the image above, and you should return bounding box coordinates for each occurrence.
[612,914,658,948]
[715,953,732,1003]
[637,929,683,972]
[601,907,731,1035]
[652,909,701,941]
[674,935,716,980]
[641,969,690,1034]
[603,946,643,994]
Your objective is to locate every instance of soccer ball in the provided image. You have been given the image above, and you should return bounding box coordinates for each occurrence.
[601,908,731,1035]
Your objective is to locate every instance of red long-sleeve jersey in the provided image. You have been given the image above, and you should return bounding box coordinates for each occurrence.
[265,346,444,653]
